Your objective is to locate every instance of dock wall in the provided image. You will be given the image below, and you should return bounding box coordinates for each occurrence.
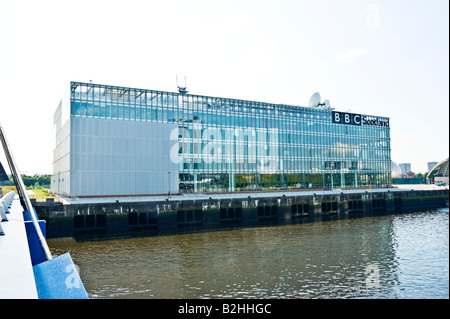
[33,189,449,239]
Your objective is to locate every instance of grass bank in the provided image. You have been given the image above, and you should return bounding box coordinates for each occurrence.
[1,186,56,201]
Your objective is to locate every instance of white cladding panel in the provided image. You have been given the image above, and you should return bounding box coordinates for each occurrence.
[50,100,71,196]
[69,117,179,196]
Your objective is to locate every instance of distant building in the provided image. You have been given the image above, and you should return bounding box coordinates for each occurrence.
[391,161,402,179]
[392,161,425,184]
[399,163,411,174]
[428,161,438,172]
[427,158,449,184]
[405,171,415,178]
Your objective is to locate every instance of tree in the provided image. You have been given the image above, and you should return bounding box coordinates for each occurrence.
[415,172,428,179]
[20,174,51,187]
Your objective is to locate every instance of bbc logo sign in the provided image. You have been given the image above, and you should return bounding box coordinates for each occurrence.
[332,111,390,127]
[332,111,362,126]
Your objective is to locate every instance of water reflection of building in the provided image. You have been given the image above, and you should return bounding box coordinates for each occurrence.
[51,82,392,197]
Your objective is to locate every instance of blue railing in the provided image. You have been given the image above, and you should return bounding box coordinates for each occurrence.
[0,191,15,234]
[0,121,88,299]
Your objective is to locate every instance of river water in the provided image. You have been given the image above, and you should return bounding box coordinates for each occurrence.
[47,208,449,299]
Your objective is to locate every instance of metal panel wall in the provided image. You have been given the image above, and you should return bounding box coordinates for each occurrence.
[50,99,71,196]
[69,117,178,197]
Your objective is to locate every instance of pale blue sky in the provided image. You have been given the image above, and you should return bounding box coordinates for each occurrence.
[0,0,448,174]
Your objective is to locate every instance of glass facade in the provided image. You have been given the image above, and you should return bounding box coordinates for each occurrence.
[69,81,391,193]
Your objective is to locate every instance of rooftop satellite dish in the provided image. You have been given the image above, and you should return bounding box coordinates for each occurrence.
[308,92,321,108]
[323,99,330,109]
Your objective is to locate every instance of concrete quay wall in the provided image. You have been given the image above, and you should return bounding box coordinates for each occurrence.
[33,189,449,239]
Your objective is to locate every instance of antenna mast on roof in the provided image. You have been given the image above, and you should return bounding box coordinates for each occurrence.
[176,76,188,94]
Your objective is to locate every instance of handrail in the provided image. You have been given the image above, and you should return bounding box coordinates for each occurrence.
[0,122,52,260]
[0,191,14,220]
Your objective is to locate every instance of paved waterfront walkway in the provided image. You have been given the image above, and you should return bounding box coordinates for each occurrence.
[0,196,38,299]
[59,184,448,205]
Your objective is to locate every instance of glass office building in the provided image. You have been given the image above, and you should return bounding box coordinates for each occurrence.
[51,81,391,197]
